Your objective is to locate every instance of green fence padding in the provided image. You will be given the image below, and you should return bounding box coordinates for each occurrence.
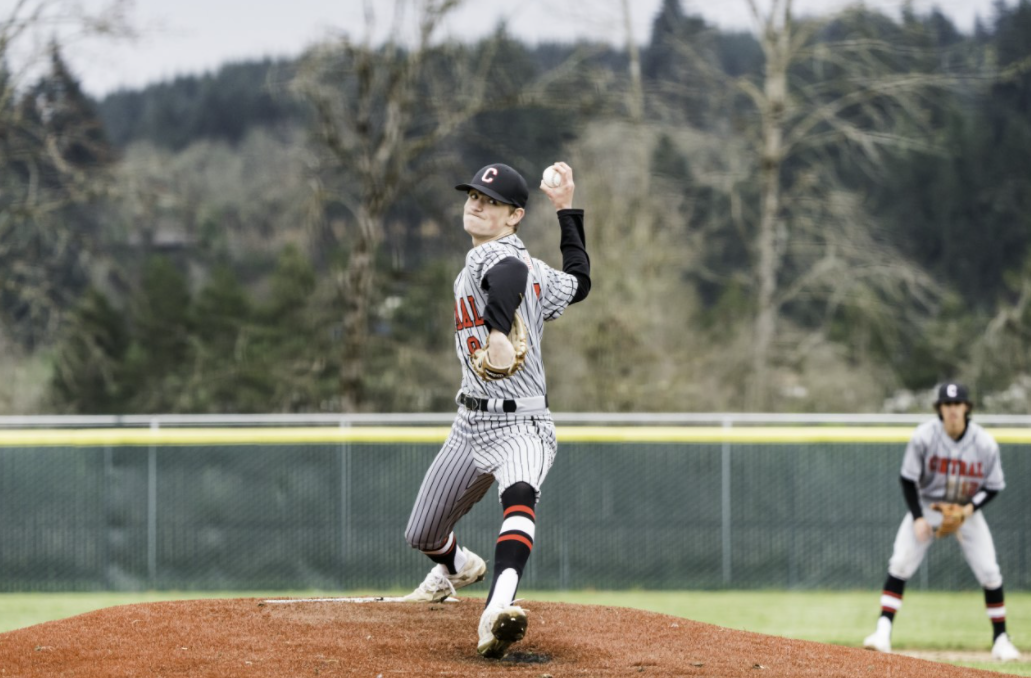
[1,428,1027,592]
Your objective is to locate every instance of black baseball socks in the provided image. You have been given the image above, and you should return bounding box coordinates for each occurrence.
[485,482,537,609]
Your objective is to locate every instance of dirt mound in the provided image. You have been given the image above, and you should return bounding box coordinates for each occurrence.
[0,597,998,677]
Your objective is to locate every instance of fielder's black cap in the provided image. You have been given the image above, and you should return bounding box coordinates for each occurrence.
[935,382,971,406]
[455,163,529,208]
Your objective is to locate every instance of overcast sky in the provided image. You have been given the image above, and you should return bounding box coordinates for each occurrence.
[52,0,1016,97]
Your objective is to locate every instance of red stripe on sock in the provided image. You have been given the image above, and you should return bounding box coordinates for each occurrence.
[882,590,902,599]
[498,534,534,550]
[423,534,455,557]
[504,505,536,519]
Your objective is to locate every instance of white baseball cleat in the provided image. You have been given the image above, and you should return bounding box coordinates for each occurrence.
[477,605,528,659]
[402,547,486,602]
[862,617,892,653]
[992,633,1021,662]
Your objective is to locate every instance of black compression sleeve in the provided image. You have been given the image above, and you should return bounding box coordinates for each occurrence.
[481,257,528,334]
[558,209,591,303]
[900,477,922,519]
[972,489,999,511]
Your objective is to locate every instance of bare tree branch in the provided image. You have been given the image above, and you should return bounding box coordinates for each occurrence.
[658,2,990,408]
[292,0,592,410]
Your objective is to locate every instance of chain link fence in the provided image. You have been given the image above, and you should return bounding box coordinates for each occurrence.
[1,414,1028,592]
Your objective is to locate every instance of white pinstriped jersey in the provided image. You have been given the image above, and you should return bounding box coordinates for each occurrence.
[406,227,584,550]
[901,419,1005,504]
[453,233,578,398]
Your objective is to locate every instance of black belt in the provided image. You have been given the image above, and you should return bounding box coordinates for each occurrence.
[458,393,547,413]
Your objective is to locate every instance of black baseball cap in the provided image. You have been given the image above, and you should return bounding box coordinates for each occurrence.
[934,382,971,406]
[455,163,529,208]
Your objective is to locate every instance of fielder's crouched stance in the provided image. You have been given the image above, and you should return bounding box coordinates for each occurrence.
[402,161,590,659]
[863,383,1021,662]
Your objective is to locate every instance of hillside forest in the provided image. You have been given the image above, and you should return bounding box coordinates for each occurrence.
[3,0,1031,415]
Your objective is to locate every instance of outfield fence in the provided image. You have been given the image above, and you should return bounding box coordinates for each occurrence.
[1,413,1029,592]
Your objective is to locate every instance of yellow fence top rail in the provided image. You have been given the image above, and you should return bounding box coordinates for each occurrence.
[3,426,1031,447]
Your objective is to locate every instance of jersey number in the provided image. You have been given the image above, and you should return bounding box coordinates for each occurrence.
[960,480,980,498]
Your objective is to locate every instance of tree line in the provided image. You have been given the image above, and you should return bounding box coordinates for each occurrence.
[3,0,1031,414]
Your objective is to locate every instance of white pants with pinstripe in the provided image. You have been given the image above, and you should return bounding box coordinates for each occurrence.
[405,408,557,551]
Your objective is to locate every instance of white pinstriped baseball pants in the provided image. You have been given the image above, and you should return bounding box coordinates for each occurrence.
[404,408,557,552]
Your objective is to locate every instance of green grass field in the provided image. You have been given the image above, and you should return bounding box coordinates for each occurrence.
[2,590,1028,675]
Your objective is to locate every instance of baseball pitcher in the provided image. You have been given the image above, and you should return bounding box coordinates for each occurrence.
[863,383,1020,661]
[402,161,590,660]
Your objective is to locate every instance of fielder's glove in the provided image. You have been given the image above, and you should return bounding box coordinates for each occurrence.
[471,313,528,381]
[931,502,969,538]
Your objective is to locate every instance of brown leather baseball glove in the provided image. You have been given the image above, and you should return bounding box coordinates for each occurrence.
[471,313,528,381]
[931,502,969,538]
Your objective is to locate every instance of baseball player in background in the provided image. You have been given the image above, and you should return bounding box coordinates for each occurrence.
[401,161,590,659]
[863,383,1020,661]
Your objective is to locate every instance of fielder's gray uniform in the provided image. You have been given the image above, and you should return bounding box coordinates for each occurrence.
[887,419,1006,587]
[405,231,581,551]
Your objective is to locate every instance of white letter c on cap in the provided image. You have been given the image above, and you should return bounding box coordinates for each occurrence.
[481,167,498,183]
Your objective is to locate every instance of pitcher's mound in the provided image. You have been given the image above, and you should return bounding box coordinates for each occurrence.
[0,597,998,677]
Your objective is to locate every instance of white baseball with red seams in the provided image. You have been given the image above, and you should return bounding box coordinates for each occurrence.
[542,166,561,188]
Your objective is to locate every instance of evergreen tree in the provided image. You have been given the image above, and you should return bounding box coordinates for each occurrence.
[186,264,266,412]
[641,0,714,124]
[460,35,583,174]
[122,256,194,412]
[0,44,114,349]
[253,246,337,412]
[49,288,130,414]
[35,43,115,169]
[97,59,302,150]
[874,2,1031,312]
